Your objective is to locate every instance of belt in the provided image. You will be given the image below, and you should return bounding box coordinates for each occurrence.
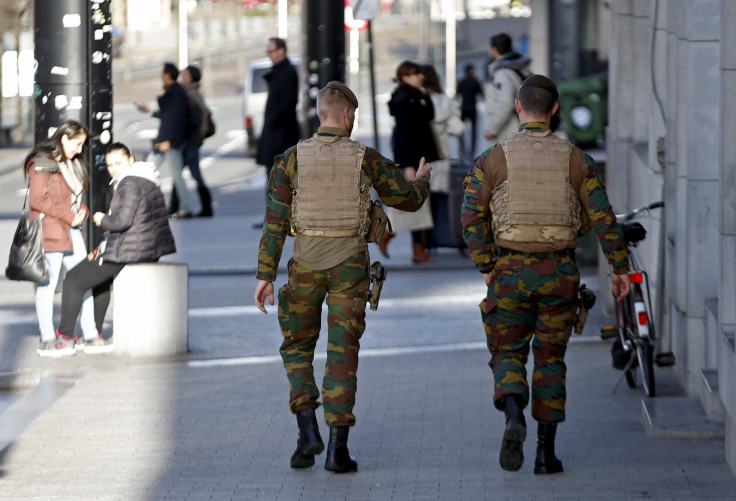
[496,247,576,260]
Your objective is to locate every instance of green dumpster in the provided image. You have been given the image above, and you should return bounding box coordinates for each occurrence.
[557,73,608,147]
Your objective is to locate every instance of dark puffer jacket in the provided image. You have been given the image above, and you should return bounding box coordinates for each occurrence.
[100,164,176,263]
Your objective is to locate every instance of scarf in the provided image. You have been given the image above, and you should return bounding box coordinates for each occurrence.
[58,158,85,212]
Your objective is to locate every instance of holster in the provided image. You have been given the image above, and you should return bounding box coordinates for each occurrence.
[367,261,387,310]
[573,284,597,335]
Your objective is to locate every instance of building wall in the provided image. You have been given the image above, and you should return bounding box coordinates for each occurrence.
[607,0,736,475]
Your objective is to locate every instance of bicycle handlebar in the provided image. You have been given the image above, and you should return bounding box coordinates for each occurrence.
[616,201,664,221]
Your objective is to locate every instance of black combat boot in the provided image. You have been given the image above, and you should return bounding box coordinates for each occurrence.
[324,426,358,473]
[534,421,563,474]
[290,409,324,468]
[196,187,214,217]
[499,394,527,471]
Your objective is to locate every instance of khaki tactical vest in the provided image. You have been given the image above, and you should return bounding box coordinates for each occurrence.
[491,130,582,243]
[291,135,371,237]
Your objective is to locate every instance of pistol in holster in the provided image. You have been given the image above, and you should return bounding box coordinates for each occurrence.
[367,261,387,311]
[573,284,597,335]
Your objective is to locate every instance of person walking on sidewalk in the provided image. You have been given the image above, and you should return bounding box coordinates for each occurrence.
[254,81,431,473]
[456,63,483,160]
[181,64,214,217]
[25,120,98,357]
[384,60,440,263]
[256,37,300,183]
[483,33,531,150]
[52,143,176,355]
[136,62,200,219]
[462,74,631,474]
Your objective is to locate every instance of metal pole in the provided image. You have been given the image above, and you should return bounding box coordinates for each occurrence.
[178,0,188,69]
[303,0,345,137]
[367,20,378,149]
[278,0,288,39]
[444,0,456,97]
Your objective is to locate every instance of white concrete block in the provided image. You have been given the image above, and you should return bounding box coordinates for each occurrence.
[726,413,736,478]
[686,44,721,181]
[721,70,736,235]
[682,0,721,41]
[723,2,736,70]
[113,263,189,357]
[686,181,721,313]
[718,330,736,421]
[686,316,706,394]
[721,237,736,326]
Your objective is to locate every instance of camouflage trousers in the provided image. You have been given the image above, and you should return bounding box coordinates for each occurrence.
[480,251,580,423]
[277,253,370,427]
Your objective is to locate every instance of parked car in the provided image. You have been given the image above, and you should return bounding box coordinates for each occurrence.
[243,56,302,157]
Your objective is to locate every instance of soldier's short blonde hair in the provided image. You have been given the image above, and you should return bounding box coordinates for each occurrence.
[317,86,355,121]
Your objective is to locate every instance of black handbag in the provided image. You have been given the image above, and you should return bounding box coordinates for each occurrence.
[5,186,48,283]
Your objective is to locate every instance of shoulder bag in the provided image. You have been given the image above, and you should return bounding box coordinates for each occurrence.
[5,184,48,283]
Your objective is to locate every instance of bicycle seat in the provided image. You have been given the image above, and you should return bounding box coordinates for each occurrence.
[621,222,647,243]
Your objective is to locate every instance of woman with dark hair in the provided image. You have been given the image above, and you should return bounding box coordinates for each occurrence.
[50,142,176,356]
[385,60,440,264]
[25,120,98,357]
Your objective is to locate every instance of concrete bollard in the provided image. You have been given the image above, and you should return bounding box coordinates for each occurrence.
[112,262,189,357]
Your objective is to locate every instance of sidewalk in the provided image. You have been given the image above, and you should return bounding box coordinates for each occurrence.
[0,203,734,499]
[0,299,733,499]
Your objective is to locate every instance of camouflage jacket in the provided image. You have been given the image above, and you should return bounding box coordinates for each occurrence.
[256,127,430,282]
[461,122,629,274]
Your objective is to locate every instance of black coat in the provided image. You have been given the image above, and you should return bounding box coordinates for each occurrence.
[388,84,439,169]
[100,174,176,264]
[456,75,484,116]
[155,82,199,149]
[256,58,301,167]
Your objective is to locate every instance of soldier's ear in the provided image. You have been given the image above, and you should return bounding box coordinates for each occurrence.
[515,99,522,114]
[550,102,559,118]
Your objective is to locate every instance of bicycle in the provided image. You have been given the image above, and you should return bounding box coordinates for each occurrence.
[600,201,674,397]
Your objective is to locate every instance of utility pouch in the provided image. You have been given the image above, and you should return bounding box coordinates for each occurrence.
[367,261,387,310]
[573,284,597,335]
[366,200,391,243]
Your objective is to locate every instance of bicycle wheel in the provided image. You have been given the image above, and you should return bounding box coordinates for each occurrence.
[635,340,656,397]
[625,364,637,388]
[620,295,637,388]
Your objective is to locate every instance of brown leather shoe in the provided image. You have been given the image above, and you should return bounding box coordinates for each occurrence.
[378,231,395,258]
[411,243,436,264]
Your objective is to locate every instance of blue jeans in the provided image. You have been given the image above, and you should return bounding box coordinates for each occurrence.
[35,228,96,342]
[154,147,191,213]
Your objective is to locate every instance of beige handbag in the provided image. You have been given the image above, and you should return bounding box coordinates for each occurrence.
[386,199,433,233]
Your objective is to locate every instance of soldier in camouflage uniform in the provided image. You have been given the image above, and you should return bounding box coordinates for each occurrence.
[461,74,631,474]
[254,81,431,473]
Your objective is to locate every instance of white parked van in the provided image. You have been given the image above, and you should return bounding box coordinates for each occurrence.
[242,57,301,157]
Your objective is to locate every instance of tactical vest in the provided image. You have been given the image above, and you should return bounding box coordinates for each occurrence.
[291,135,371,237]
[491,130,582,243]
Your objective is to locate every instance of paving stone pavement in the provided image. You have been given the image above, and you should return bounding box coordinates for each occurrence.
[0,335,734,500]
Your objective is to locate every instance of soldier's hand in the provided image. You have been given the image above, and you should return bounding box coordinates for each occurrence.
[611,273,631,302]
[254,279,275,314]
[483,271,494,287]
[416,157,432,179]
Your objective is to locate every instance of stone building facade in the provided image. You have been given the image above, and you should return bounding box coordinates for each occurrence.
[606,0,735,475]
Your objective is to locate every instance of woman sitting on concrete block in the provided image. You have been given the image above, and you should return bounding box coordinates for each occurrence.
[51,142,177,356]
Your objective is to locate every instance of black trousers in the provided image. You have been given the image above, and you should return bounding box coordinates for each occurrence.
[59,259,125,338]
